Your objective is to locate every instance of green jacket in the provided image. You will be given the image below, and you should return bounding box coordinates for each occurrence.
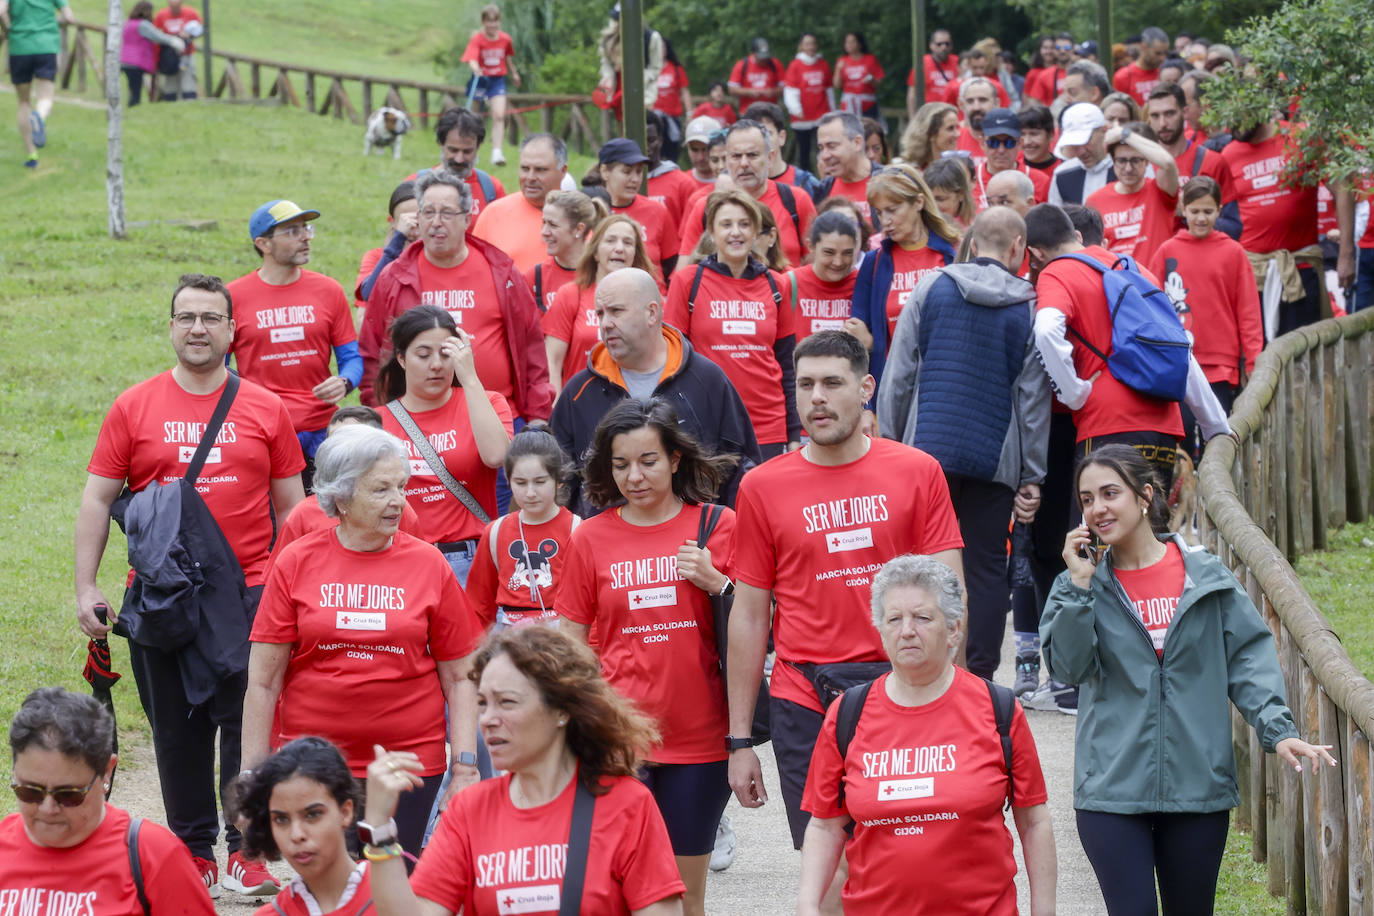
[1041,535,1298,814]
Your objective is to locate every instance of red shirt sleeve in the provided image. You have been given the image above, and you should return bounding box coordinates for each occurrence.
[555,525,598,626]
[1231,244,1264,372]
[140,819,220,914]
[801,698,846,819]
[466,521,502,629]
[541,282,581,343]
[729,478,778,591]
[460,32,482,63]
[86,397,133,481]
[773,271,795,341]
[663,268,693,332]
[409,789,477,911]
[729,59,745,86]
[1009,700,1050,807]
[678,197,707,257]
[267,396,308,478]
[431,559,483,660]
[250,553,300,643]
[327,279,356,348]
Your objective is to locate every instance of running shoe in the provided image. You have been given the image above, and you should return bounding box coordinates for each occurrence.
[24,157,38,169]
[1020,681,1074,713]
[192,856,221,899]
[222,850,281,896]
[490,150,507,166]
[1013,654,1041,697]
[1055,685,1080,716]
[30,111,45,149]
[709,814,737,872]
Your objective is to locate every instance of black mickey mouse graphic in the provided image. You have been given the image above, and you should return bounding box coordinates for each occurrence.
[508,537,559,602]
[1162,256,1193,331]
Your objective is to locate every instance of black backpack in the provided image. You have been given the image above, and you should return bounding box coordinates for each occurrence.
[156,43,181,76]
[834,676,1017,812]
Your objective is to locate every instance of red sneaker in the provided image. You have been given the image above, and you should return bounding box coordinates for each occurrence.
[222,850,282,896]
[192,856,221,899]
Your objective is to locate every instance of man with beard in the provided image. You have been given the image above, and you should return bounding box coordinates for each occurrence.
[1048,102,1115,206]
[471,133,570,271]
[408,107,505,221]
[677,119,817,265]
[954,76,1001,172]
[228,201,361,484]
[1145,82,1240,239]
[1114,26,1170,105]
[725,330,964,856]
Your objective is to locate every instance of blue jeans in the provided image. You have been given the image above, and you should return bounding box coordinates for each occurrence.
[442,542,477,588]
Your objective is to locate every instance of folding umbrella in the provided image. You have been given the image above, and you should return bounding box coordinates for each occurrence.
[82,603,121,798]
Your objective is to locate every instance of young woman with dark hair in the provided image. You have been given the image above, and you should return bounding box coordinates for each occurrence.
[557,398,737,916]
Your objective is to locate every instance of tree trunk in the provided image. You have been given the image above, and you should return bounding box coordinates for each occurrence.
[105,0,126,239]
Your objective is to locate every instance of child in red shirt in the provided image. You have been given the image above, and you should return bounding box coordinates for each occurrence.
[461,5,521,165]
[691,81,738,125]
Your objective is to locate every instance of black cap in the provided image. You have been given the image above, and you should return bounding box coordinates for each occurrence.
[598,137,650,166]
[982,108,1021,138]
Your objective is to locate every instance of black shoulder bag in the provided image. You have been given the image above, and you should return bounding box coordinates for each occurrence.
[559,780,596,916]
[698,504,770,745]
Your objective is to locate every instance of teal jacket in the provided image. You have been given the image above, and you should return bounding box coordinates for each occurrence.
[1041,535,1298,814]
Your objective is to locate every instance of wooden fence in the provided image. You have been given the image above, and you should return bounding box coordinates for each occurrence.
[1197,307,1374,914]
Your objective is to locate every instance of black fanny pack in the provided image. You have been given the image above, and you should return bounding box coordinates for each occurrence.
[792,661,892,710]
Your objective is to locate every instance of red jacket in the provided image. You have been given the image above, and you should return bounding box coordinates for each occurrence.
[359,235,554,419]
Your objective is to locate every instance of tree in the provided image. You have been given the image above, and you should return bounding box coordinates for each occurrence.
[105,0,126,239]
[1004,0,1282,49]
[1202,0,1374,185]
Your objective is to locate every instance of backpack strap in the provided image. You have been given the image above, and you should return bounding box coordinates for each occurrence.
[1190,143,1206,178]
[1053,253,1112,363]
[775,182,802,241]
[475,169,497,204]
[696,503,724,547]
[488,513,506,566]
[817,176,836,201]
[533,263,545,313]
[558,780,596,916]
[984,678,1016,811]
[834,680,875,814]
[684,261,709,335]
[764,271,783,308]
[126,817,151,916]
[185,373,239,484]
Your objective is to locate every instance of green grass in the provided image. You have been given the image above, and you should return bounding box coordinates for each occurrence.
[1293,519,1374,680]
[1215,826,1283,915]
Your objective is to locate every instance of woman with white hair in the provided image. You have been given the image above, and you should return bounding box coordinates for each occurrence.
[241,424,485,859]
[797,554,1057,915]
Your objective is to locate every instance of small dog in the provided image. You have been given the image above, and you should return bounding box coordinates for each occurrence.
[1168,448,1199,544]
[364,106,412,160]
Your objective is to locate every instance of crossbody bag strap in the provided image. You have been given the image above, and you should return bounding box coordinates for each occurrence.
[185,373,240,484]
[385,400,492,525]
[126,817,151,916]
[558,780,597,916]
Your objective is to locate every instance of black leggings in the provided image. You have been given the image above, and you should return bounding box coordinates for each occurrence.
[1076,808,1230,915]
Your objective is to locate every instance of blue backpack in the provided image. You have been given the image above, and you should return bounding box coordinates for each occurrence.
[1056,252,1190,402]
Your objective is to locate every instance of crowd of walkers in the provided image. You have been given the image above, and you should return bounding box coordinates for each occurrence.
[2,4,1357,915]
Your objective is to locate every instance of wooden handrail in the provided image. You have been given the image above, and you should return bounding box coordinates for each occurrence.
[1197,306,1374,912]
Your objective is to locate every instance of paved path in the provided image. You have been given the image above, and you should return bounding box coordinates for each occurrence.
[102,620,1095,914]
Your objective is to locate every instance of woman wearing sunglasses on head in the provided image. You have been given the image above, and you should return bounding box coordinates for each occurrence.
[0,687,215,913]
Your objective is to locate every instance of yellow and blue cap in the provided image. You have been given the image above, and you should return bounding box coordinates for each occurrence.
[249,199,320,240]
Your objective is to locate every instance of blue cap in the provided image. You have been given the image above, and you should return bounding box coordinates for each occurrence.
[249,199,320,240]
[982,108,1021,138]
[597,137,650,166]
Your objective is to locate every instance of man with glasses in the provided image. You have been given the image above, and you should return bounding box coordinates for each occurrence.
[228,201,362,487]
[1025,32,1074,106]
[359,169,552,424]
[905,28,958,119]
[1084,122,1179,264]
[974,108,1051,212]
[75,273,306,895]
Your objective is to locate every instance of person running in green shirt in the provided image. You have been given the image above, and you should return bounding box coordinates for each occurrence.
[1,0,73,167]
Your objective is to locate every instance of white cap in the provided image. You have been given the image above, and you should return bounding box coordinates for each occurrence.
[685,115,722,146]
[1054,103,1106,158]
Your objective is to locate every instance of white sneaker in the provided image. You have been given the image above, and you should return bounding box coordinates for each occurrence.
[490,150,507,166]
[709,814,737,872]
[1020,681,1065,712]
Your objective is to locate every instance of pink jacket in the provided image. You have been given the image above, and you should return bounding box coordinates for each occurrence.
[120,19,159,72]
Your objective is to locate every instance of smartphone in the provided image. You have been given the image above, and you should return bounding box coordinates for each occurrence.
[1079,532,1104,564]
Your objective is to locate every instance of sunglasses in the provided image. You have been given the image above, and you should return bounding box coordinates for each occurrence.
[12,772,101,807]
[984,136,1019,149]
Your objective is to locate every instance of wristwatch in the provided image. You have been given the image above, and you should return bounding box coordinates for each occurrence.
[356,817,398,847]
[1119,125,1134,144]
[717,577,735,597]
[725,735,754,751]
[454,751,479,768]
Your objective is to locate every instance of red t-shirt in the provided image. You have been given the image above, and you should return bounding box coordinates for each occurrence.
[254,863,372,916]
[909,54,960,101]
[252,528,482,774]
[826,175,872,224]
[228,269,357,434]
[380,390,516,544]
[1113,62,1160,106]
[152,5,201,54]
[784,57,834,122]
[0,806,215,916]
[1174,140,1234,204]
[837,54,884,96]
[729,57,784,92]
[610,196,679,274]
[803,669,1049,915]
[541,282,601,386]
[525,257,578,314]
[461,30,514,77]
[665,266,796,444]
[732,440,964,712]
[1114,542,1185,658]
[1148,229,1263,385]
[1086,179,1179,264]
[653,62,689,117]
[266,493,422,576]
[416,248,515,403]
[885,244,947,338]
[1222,132,1318,254]
[467,507,581,628]
[957,125,987,173]
[974,162,1051,211]
[690,101,738,125]
[1034,245,1184,440]
[87,371,305,587]
[411,773,685,915]
[1317,183,1337,238]
[1023,66,1065,106]
[559,504,732,763]
[677,181,817,267]
[789,264,857,340]
[646,167,698,228]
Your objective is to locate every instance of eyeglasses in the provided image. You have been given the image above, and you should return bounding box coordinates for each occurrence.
[419,207,467,222]
[273,223,315,240]
[173,311,230,329]
[708,129,730,145]
[984,136,1019,149]
[12,772,101,808]
[1055,43,1074,51]
[1113,156,1148,169]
